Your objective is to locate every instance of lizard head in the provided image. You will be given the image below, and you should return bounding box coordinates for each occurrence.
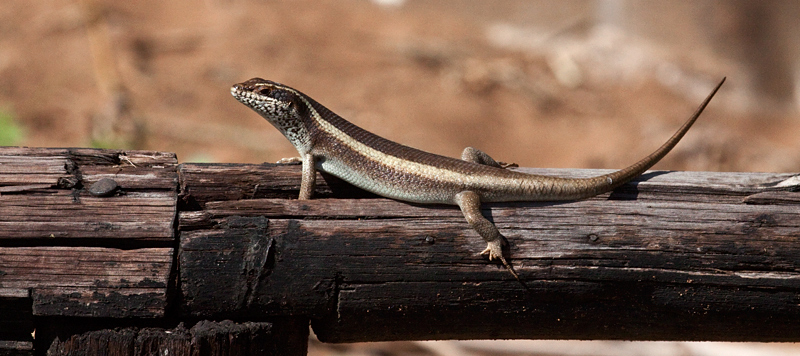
[231,78,313,152]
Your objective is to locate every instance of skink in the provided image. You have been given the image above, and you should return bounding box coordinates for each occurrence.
[232,77,725,279]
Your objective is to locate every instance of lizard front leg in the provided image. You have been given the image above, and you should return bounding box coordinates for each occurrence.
[455,191,520,280]
[299,153,316,200]
[461,147,518,168]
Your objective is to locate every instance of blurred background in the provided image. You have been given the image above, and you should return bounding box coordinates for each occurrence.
[2,0,800,355]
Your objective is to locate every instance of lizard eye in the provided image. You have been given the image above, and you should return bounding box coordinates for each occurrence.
[257,87,292,102]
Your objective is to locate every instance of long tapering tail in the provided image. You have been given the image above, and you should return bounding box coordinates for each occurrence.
[575,77,726,198]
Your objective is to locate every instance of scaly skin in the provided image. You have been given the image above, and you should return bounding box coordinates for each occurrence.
[232,77,725,280]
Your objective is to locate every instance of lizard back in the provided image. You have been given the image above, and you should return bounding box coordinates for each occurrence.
[232,78,725,204]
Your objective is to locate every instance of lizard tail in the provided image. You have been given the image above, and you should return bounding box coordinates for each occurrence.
[582,77,726,197]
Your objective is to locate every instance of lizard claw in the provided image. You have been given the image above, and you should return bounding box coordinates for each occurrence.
[481,240,520,281]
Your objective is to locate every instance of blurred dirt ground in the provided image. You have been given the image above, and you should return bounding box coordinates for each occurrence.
[2,0,799,172]
[1,0,800,355]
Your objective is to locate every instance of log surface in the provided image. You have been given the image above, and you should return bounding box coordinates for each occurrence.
[0,147,176,322]
[0,148,177,242]
[178,163,800,341]
[3,148,800,351]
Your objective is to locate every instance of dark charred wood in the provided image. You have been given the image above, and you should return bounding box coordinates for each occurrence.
[0,293,33,351]
[178,164,800,342]
[1,147,179,355]
[0,340,33,356]
[45,319,308,356]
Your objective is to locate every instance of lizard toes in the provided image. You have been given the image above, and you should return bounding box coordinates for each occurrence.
[481,241,504,261]
[480,246,492,260]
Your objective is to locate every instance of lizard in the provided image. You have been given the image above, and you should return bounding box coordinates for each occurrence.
[231,77,725,279]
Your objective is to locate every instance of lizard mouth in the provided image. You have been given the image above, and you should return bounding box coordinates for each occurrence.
[230,86,255,108]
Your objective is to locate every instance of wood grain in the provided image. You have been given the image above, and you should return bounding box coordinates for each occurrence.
[4,148,800,346]
[179,163,800,341]
[0,147,177,242]
[0,244,172,318]
[0,147,177,322]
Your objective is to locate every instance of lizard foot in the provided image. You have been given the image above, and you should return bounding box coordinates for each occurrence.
[480,240,505,261]
[480,241,520,281]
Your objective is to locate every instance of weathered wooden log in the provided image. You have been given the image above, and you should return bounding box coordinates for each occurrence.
[0,147,176,320]
[4,147,800,354]
[0,148,177,243]
[178,163,800,342]
[45,319,309,356]
[0,247,172,317]
[0,148,311,356]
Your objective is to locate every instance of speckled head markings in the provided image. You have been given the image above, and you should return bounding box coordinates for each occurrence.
[232,78,314,154]
[232,76,725,280]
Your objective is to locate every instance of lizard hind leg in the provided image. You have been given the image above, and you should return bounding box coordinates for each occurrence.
[460,147,518,168]
[454,191,520,280]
